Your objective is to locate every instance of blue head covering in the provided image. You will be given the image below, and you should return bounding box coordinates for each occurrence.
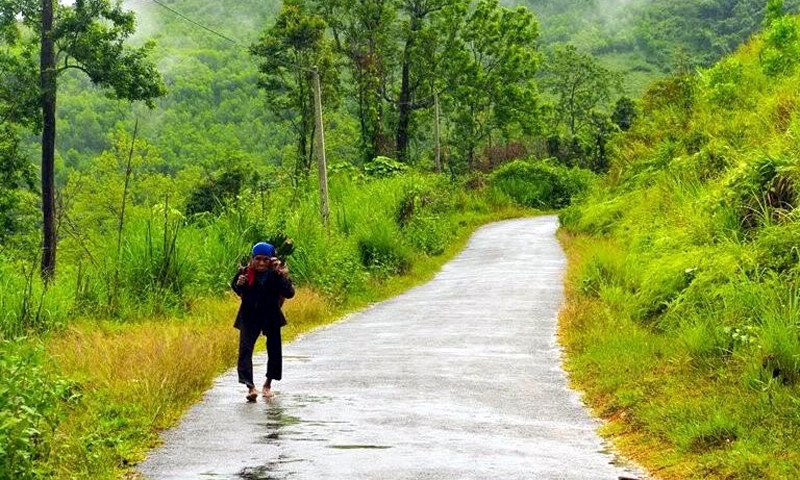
[252,242,276,257]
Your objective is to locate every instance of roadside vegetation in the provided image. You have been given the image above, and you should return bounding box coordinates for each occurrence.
[7,0,797,479]
[559,10,800,479]
[3,164,592,478]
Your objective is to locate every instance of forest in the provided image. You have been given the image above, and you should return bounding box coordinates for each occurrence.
[2,0,800,478]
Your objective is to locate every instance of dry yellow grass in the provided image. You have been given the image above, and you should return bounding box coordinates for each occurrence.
[44,288,333,478]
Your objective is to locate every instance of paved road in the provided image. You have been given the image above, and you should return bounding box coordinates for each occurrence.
[139,216,643,480]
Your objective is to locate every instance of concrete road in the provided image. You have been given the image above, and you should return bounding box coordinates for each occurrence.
[139,216,643,480]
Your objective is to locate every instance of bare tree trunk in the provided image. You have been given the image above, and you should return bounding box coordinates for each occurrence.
[312,67,330,227]
[40,0,57,281]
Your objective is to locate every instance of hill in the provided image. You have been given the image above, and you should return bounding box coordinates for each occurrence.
[514,0,800,94]
[560,11,800,478]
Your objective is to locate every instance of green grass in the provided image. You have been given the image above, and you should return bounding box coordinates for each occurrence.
[0,166,536,479]
[557,15,800,479]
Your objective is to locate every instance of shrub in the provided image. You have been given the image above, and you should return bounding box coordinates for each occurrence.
[703,58,746,108]
[364,156,408,178]
[760,16,800,77]
[403,215,450,256]
[0,340,79,480]
[720,156,797,232]
[489,159,596,209]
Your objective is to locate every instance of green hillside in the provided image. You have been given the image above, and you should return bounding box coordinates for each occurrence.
[514,0,800,94]
[560,10,800,479]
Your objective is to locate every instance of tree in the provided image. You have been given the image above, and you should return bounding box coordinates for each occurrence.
[611,96,637,132]
[251,0,338,178]
[765,0,786,27]
[1,0,165,280]
[447,0,541,169]
[314,0,398,162]
[542,44,621,139]
[388,0,465,162]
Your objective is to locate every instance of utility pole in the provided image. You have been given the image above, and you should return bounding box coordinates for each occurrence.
[40,0,57,281]
[312,66,330,227]
[434,91,442,174]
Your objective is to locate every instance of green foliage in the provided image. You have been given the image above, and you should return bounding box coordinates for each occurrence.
[611,96,637,132]
[760,15,800,76]
[447,0,541,168]
[543,44,621,137]
[560,15,800,476]
[719,156,797,231]
[703,58,747,107]
[490,159,596,209]
[0,340,79,480]
[356,216,412,275]
[519,0,800,95]
[251,0,338,174]
[364,156,408,178]
[185,161,252,216]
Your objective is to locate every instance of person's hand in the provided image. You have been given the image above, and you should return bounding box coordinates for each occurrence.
[271,258,289,277]
[236,274,247,286]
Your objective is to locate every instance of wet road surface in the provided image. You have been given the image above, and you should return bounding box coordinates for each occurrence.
[139,216,643,480]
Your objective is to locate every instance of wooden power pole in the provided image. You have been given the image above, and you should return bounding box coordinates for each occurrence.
[434,91,442,174]
[312,66,330,227]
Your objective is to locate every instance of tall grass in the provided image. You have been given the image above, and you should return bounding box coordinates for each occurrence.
[559,15,800,479]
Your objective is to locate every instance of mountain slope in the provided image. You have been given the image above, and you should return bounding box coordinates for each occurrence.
[560,12,800,479]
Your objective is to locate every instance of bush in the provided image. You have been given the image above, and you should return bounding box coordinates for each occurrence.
[489,159,596,209]
[364,156,408,178]
[403,215,450,256]
[0,340,79,480]
[719,156,797,232]
[760,16,800,77]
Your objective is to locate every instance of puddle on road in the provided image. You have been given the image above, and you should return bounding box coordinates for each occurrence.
[237,465,280,480]
[328,444,392,450]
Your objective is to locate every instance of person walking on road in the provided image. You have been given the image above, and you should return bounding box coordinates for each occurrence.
[232,242,295,402]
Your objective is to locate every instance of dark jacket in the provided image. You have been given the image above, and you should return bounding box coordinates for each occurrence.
[231,267,295,332]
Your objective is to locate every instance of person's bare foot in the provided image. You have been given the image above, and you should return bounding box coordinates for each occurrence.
[246,387,258,402]
[262,383,274,398]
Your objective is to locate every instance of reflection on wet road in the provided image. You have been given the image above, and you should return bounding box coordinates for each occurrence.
[139,217,643,480]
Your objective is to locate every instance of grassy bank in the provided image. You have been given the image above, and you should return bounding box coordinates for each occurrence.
[37,205,530,479]
[559,232,800,479]
[557,14,800,480]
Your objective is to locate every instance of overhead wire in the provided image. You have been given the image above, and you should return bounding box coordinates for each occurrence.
[144,0,315,73]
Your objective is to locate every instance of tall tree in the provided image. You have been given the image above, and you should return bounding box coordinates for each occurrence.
[447,0,541,169]
[389,0,464,162]
[542,44,621,138]
[314,0,398,162]
[1,0,165,280]
[251,0,338,178]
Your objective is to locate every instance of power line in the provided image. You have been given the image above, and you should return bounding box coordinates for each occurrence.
[146,0,242,47]
[144,0,315,73]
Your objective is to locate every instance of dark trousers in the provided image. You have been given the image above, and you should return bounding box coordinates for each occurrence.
[237,326,282,388]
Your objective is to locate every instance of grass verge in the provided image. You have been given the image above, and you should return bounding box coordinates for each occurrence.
[558,231,800,480]
[43,206,532,479]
